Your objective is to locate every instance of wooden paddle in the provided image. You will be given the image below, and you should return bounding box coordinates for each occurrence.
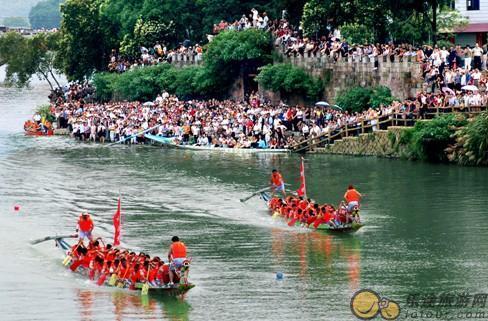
[108,265,120,286]
[30,234,78,245]
[97,272,108,286]
[63,240,83,266]
[141,265,152,296]
[117,263,131,288]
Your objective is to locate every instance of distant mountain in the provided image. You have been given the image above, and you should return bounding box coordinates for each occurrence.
[0,0,41,18]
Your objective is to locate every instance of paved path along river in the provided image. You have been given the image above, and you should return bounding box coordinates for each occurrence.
[1,74,488,321]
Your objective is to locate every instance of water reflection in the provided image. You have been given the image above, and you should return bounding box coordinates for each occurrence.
[271,229,361,291]
[76,290,94,321]
[75,289,191,321]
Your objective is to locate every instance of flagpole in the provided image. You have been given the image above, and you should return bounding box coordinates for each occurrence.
[304,157,307,199]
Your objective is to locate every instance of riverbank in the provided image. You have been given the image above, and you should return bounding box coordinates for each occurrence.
[309,126,409,158]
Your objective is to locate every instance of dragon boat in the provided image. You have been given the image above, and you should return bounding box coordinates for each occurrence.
[260,191,364,233]
[54,236,195,296]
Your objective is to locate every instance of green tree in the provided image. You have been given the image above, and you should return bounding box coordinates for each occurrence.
[29,0,64,29]
[119,17,176,58]
[58,0,107,81]
[340,23,375,44]
[334,85,395,112]
[256,63,323,101]
[387,0,454,45]
[301,0,389,41]
[0,31,62,90]
[335,87,373,113]
[203,29,273,95]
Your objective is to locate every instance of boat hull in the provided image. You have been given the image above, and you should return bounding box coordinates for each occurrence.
[144,134,289,153]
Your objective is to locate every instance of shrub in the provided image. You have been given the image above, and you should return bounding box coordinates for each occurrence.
[452,111,488,166]
[335,85,396,112]
[370,86,395,108]
[256,63,323,101]
[36,104,56,123]
[400,114,467,162]
[335,87,373,113]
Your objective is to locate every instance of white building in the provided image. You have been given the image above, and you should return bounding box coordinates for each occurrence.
[455,0,488,45]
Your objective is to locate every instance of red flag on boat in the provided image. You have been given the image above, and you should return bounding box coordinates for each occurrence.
[113,197,121,246]
[296,158,306,198]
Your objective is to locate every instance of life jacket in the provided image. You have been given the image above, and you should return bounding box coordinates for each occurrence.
[171,242,187,259]
[105,250,115,262]
[345,189,361,203]
[148,265,158,282]
[78,215,94,232]
[298,200,308,211]
[157,264,170,283]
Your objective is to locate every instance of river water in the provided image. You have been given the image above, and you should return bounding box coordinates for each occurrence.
[1,73,488,321]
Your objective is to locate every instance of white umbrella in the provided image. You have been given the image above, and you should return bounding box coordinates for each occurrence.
[315,101,330,107]
[461,85,478,91]
[143,101,155,106]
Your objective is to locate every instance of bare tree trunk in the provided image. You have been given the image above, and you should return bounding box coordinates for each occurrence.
[49,69,61,90]
[432,0,438,45]
[38,70,54,91]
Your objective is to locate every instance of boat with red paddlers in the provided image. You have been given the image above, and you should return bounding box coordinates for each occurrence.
[242,158,364,233]
[55,236,194,296]
[260,191,363,233]
[30,200,194,297]
[24,120,54,136]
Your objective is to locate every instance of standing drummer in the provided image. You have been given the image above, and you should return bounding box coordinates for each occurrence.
[270,169,286,198]
[77,212,94,241]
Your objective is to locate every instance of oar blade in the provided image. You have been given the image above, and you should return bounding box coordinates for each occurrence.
[141,283,149,296]
[108,274,118,286]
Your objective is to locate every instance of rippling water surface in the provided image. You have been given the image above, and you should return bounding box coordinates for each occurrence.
[1,74,488,321]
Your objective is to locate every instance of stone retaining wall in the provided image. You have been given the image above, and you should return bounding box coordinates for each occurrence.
[285,55,423,103]
[310,126,410,158]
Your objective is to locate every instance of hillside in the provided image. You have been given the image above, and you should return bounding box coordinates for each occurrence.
[0,0,40,18]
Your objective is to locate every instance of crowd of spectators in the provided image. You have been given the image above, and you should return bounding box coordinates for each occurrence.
[50,81,488,149]
[212,8,272,34]
[45,9,488,149]
[49,83,95,104]
[107,44,204,73]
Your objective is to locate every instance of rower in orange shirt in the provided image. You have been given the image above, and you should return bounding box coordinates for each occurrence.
[168,236,189,286]
[77,212,94,241]
[270,169,286,198]
[344,185,362,213]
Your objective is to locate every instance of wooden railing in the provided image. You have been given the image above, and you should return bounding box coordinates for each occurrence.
[290,105,488,153]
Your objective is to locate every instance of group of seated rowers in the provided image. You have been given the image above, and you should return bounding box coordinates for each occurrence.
[268,195,361,228]
[67,237,188,288]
